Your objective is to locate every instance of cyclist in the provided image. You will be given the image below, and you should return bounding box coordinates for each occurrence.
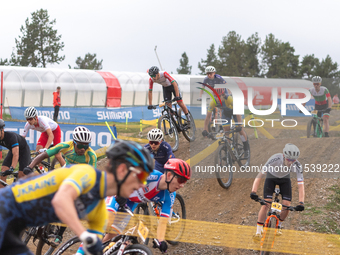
[102,158,191,254]
[0,139,154,255]
[302,76,332,137]
[200,67,250,158]
[147,66,191,123]
[0,119,31,188]
[250,143,305,242]
[144,128,175,173]
[22,106,65,165]
[23,126,97,244]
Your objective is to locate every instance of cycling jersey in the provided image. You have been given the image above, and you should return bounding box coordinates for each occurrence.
[208,95,233,113]
[309,86,331,106]
[149,71,176,90]
[0,164,108,254]
[144,141,175,173]
[261,153,304,183]
[0,131,31,172]
[203,74,227,88]
[22,116,59,135]
[46,141,97,167]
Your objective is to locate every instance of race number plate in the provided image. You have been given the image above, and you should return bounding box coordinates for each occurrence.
[137,221,149,242]
[271,202,282,212]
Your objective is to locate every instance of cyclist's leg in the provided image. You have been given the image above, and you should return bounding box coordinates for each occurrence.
[233,115,250,156]
[0,152,13,188]
[278,178,292,222]
[323,112,330,136]
[163,86,172,108]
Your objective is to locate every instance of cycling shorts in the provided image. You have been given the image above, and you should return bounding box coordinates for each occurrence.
[0,188,33,255]
[263,173,292,201]
[315,104,330,117]
[37,125,61,147]
[163,85,182,102]
[2,145,31,172]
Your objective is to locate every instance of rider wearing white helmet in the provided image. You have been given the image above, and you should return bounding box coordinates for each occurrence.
[250,143,305,242]
[144,128,175,173]
[302,76,332,137]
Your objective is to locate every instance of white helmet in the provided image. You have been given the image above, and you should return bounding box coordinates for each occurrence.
[73,126,92,143]
[205,66,216,74]
[283,143,300,160]
[147,128,163,142]
[312,76,322,83]
[24,107,38,119]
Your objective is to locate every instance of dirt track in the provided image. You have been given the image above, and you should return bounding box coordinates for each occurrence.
[28,113,340,254]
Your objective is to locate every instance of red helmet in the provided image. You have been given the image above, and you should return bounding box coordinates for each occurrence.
[164,158,191,180]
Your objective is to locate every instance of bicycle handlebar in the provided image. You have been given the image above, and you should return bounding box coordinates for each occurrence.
[255,198,296,211]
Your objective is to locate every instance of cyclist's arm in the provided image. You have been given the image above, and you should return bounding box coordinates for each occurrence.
[44,128,54,149]
[298,183,305,204]
[21,123,30,137]
[11,146,19,169]
[327,96,332,108]
[251,172,266,193]
[295,162,304,203]
[51,184,87,237]
[28,151,49,168]
[88,150,98,168]
[172,81,180,97]
[157,191,175,242]
[148,78,153,105]
[204,111,212,132]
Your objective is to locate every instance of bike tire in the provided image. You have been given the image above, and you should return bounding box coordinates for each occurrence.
[158,115,179,152]
[112,244,153,255]
[166,193,186,245]
[306,119,313,138]
[260,217,277,255]
[235,131,250,168]
[20,228,33,245]
[53,236,80,255]
[214,145,233,189]
[35,224,61,255]
[178,109,196,142]
[134,203,150,245]
[51,154,66,170]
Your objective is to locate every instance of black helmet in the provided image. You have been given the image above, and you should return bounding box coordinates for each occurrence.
[148,66,159,76]
[0,119,5,129]
[106,139,154,174]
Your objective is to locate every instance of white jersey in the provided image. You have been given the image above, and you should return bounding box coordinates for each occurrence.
[22,116,59,137]
[148,71,176,89]
[261,153,304,182]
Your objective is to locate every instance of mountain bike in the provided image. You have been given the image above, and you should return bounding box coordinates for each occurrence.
[208,126,250,189]
[307,109,327,138]
[151,99,196,152]
[208,107,223,133]
[134,193,186,246]
[54,206,153,255]
[254,188,297,255]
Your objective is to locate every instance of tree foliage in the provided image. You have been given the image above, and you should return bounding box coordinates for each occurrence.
[11,9,65,67]
[198,44,219,75]
[73,53,103,70]
[177,52,192,74]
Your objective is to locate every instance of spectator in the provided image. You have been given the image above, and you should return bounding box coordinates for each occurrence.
[53,86,61,122]
[333,94,339,104]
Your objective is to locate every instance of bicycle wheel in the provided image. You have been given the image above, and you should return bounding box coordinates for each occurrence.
[51,154,66,170]
[158,115,179,152]
[134,203,150,245]
[53,236,80,255]
[178,109,196,142]
[307,119,315,138]
[166,193,186,245]
[260,217,277,255]
[214,145,233,189]
[112,244,153,255]
[35,224,61,255]
[234,131,250,168]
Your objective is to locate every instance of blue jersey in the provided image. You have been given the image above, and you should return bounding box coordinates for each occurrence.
[203,74,227,88]
[106,171,175,234]
[144,141,175,173]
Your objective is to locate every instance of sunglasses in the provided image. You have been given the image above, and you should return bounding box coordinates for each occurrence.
[150,74,157,78]
[313,83,321,86]
[26,118,34,121]
[129,166,149,184]
[149,141,160,145]
[286,158,296,162]
[74,141,89,150]
[175,174,188,184]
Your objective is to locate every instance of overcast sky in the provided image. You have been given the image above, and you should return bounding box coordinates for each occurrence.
[1,0,340,75]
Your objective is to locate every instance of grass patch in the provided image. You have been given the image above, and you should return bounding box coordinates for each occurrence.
[325,185,340,211]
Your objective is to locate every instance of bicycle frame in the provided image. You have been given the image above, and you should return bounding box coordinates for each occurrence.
[160,101,187,133]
